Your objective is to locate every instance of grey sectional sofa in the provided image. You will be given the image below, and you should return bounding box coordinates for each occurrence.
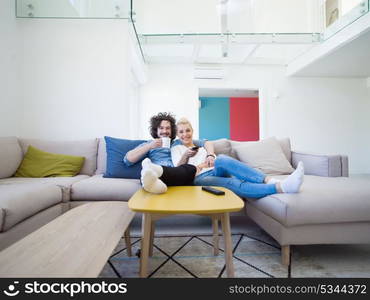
[1,136,369,267]
[0,137,140,251]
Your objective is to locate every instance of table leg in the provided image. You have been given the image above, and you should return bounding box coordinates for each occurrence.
[221,212,234,277]
[212,216,219,256]
[149,221,155,257]
[140,213,152,278]
[124,225,132,257]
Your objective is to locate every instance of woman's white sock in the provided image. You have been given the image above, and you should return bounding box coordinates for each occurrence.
[142,158,163,177]
[280,161,304,193]
[141,169,167,194]
[267,178,280,184]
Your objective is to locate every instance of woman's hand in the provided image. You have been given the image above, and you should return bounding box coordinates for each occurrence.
[206,155,215,167]
[185,148,198,158]
[176,148,197,166]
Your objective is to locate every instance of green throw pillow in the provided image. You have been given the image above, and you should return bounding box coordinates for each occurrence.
[15,145,85,177]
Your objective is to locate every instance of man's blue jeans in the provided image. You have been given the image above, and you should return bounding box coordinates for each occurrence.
[194,155,277,198]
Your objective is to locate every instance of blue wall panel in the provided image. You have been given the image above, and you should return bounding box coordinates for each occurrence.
[199,97,230,140]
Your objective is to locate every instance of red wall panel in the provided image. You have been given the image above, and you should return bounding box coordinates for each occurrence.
[230,97,259,141]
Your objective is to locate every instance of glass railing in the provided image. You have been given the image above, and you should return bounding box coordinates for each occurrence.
[131,0,324,62]
[321,0,369,40]
[15,0,144,61]
[16,0,131,19]
[133,0,323,35]
[14,0,370,63]
[15,0,370,37]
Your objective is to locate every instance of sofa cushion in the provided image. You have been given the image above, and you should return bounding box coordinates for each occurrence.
[71,174,141,201]
[277,138,292,163]
[104,136,146,179]
[0,137,23,179]
[19,138,98,176]
[292,151,343,177]
[0,175,89,189]
[231,137,291,162]
[15,146,85,178]
[96,138,107,175]
[233,137,294,175]
[212,139,233,157]
[0,183,62,232]
[246,175,370,227]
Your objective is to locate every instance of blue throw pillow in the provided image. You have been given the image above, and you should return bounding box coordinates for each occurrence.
[104,136,147,179]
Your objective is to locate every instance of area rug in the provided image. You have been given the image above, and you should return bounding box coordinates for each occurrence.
[99,230,370,278]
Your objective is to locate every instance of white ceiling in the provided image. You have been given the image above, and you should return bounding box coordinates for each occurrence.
[142,43,316,65]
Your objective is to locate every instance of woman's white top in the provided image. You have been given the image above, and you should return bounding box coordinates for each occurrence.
[171,145,214,175]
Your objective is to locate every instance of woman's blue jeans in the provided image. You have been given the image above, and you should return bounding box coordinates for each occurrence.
[194,155,277,198]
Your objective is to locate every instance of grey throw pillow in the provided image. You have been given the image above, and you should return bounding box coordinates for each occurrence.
[212,138,232,157]
[233,137,294,175]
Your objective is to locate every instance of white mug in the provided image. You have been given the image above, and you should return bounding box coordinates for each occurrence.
[161,137,171,148]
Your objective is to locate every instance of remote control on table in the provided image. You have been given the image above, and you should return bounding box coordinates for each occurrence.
[202,186,225,195]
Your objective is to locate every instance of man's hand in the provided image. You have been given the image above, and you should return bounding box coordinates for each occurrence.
[149,138,162,149]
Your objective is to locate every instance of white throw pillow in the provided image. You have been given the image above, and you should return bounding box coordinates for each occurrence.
[233,137,294,175]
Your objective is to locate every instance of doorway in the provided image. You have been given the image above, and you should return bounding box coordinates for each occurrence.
[199,89,259,141]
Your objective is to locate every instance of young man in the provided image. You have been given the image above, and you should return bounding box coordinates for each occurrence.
[124,112,178,167]
[124,112,215,192]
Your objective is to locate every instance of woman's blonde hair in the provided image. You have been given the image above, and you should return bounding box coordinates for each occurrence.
[177,118,193,130]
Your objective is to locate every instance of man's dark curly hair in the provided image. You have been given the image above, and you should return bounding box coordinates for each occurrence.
[149,112,177,140]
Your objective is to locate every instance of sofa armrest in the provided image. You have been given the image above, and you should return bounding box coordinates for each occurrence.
[291,151,348,177]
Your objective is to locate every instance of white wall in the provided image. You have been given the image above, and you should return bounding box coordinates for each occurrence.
[17,18,137,140]
[140,64,370,174]
[0,0,19,136]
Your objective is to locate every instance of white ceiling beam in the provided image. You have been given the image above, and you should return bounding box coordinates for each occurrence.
[242,44,260,64]
[192,44,201,62]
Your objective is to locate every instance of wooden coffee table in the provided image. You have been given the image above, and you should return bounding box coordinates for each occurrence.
[0,202,135,277]
[128,186,244,278]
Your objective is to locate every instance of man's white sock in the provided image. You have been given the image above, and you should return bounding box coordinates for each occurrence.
[280,161,304,193]
[142,158,163,177]
[141,169,167,194]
